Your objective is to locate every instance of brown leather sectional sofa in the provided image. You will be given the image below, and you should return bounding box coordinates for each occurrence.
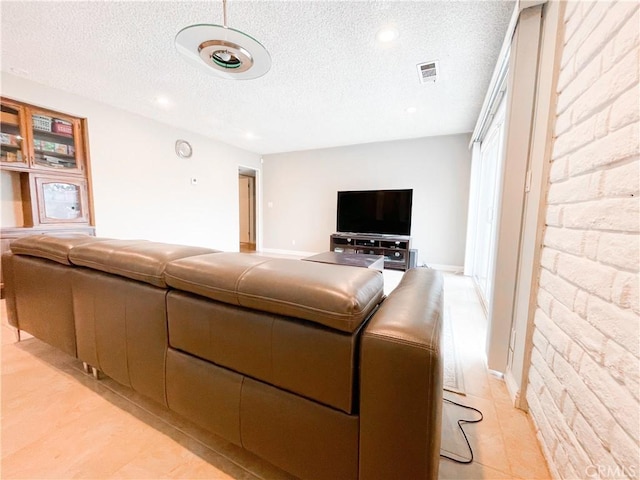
[2,234,444,480]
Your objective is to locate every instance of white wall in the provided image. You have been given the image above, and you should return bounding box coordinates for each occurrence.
[527,2,639,479]
[262,134,471,268]
[1,73,261,251]
[1,171,24,227]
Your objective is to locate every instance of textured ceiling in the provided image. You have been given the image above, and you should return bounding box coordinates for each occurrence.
[1,1,515,154]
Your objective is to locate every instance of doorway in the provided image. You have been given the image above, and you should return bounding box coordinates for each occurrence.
[238,167,256,252]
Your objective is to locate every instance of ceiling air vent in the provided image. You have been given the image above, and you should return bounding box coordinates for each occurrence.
[417,61,438,84]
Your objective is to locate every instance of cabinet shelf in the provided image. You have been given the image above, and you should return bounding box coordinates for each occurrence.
[34,161,69,170]
[0,111,19,126]
[33,129,74,140]
[330,233,413,271]
[34,149,75,160]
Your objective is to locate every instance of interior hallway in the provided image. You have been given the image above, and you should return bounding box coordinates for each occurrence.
[1,271,550,479]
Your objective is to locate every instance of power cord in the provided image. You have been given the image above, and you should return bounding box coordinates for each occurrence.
[440,398,484,464]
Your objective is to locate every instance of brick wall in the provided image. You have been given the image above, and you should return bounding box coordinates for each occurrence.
[527,2,639,479]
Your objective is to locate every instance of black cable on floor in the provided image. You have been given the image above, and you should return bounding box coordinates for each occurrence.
[440,398,484,464]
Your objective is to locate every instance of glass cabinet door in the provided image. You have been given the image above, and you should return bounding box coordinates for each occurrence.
[35,176,89,224]
[0,101,28,168]
[29,109,84,174]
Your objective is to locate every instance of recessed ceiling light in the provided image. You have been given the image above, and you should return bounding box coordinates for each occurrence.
[406,107,417,114]
[376,26,399,43]
[155,96,172,108]
[244,131,260,140]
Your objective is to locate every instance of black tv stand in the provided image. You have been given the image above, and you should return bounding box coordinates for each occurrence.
[330,233,412,271]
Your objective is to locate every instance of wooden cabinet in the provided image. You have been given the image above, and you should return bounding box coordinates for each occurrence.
[1,97,95,296]
[330,233,413,271]
[1,97,93,228]
[28,108,86,175]
[1,100,29,169]
[2,100,86,175]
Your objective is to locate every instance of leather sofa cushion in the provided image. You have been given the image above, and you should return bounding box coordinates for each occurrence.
[10,234,108,265]
[69,239,219,288]
[165,253,384,333]
[165,347,359,480]
[9,255,78,356]
[73,269,170,406]
[240,376,359,480]
[168,290,362,413]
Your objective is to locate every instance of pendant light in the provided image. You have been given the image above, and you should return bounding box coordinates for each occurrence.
[175,0,271,80]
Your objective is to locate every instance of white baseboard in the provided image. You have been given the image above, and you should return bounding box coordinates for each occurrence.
[423,263,465,273]
[504,369,523,408]
[259,248,318,259]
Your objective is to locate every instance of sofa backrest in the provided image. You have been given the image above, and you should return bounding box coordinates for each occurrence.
[69,239,219,288]
[165,252,384,333]
[9,234,109,265]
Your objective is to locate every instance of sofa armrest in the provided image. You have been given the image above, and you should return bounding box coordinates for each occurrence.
[2,252,19,329]
[359,267,443,480]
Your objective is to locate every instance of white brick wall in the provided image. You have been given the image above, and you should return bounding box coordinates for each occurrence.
[527,2,640,479]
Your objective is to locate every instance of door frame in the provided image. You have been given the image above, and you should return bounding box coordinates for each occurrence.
[238,165,260,251]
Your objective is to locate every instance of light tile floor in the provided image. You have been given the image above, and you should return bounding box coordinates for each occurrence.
[0,271,551,479]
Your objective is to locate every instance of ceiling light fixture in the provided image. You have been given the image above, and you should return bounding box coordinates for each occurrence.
[376,26,399,43]
[175,0,271,80]
[155,95,172,108]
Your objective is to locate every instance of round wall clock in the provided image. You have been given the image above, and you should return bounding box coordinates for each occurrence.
[175,139,193,158]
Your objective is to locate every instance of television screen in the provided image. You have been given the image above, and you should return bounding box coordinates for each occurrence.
[337,189,413,236]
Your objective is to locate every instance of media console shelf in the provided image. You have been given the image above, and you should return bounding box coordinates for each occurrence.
[330,233,412,271]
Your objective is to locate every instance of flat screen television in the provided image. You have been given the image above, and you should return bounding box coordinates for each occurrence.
[336,189,413,236]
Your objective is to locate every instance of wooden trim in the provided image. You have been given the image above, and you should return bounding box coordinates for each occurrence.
[0,111,18,125]
[33,174,89,224]
[19,103,30,166]
[19,172,35,227]
[1,225,95,239]
[81,118,96,226]
[22,107,35,167]
[72,117,85,172]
